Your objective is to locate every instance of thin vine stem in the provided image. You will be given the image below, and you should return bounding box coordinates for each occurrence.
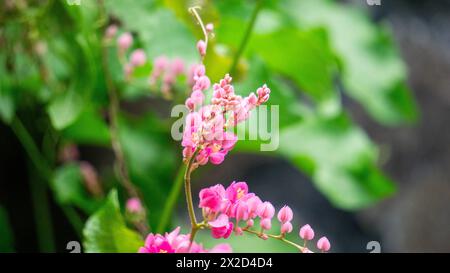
[184,150,199,243]
[242,227,306,252]
[98,0,139,199]
[229,0,264,75]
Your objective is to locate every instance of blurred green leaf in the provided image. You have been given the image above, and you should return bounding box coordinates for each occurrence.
[250,27,339,110]
[52,163,102,214]
[47,88,84,130]
[281,0,418,125]
[279,114,396,209]
[105,0,197,62]
[83,190,143,253]
[0,206,15,252]
[62,108,110,145]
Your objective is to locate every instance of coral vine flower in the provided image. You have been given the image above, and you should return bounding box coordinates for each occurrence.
[182,64,270,166]
[209,214,233,239]
[299,224,315,241]
[139,226,231,253]
[199,184,225,212]
[317,236,331,252]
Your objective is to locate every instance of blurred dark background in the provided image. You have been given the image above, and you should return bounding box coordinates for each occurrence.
[1,0,449,252]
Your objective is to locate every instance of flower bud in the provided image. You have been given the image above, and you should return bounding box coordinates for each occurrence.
[257,201,275,219]
[299,224,315,241]
[130,49,147,67]
[117,32,133,52]
[281,221,293,234]
[317,236,331,252]
[277,205,293,223]
[260,218,272,231]
[197,40,207,56]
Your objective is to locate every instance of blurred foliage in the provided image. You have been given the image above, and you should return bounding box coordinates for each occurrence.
[0,0,417,252]
[83,190,143,253]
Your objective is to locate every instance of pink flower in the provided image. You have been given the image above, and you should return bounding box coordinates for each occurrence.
[206,23,214,32]
[281,222,293,234]
[199,184,225,212]
[130,49,147,67]
[246,196,262,218]
[209,151,226,165]
[117,32,133,52]
[260,218,272,230]
[277,205,293,223]
[171,58,185,75]
[209,243,232,253]
[193,75,211,91]
[197,40,207,56]
[126,197,143,214]
[257,202,275,219]
[317,236,331,252]
[225,181,248,203]
[299,224,315,241]
[105,25,118,40]
[139,227,230,253]
[235,201,249,222]
[209,214,233,239]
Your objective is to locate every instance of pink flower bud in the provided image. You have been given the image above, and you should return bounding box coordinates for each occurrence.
[257,201,275,219]
[171,58,185,75]
[277,205,293,223]
[247,92,257,106]
[117,32,133,52]
[235,202,249,222]
[126,197,143,214]
[260,218,272,230]
[190,90,205,105]
[246,219,254,227]
[197,40,207,56]
[234,227,243,236]
[105,25,118,39]
[80,161,102,197]
[317,236,331,252]
[281,221,293,234]
[130,49,146,67]
[299,224,315,241]
[193,75,211,92]
[206,23,214,32]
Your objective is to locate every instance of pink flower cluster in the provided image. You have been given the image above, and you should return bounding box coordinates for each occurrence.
[138,227,231,253]
[148,56,185,98]
[114,32,149,80]
[182,69,270,166]
[199,181,331,253]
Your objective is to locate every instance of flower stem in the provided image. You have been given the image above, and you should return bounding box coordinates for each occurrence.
[98,0,139,200]
[243,227,306,252]
[184,152,199,243]
[229,0,264,75]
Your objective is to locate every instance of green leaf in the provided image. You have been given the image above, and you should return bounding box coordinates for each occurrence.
[0,206,15,252]
[83,190,143,253]
[47,88,84,130]
[281,0,418,125]
[62,108,110,145]
[279,114,396,209]
[51,163,102,214]
[250,27,339,111]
